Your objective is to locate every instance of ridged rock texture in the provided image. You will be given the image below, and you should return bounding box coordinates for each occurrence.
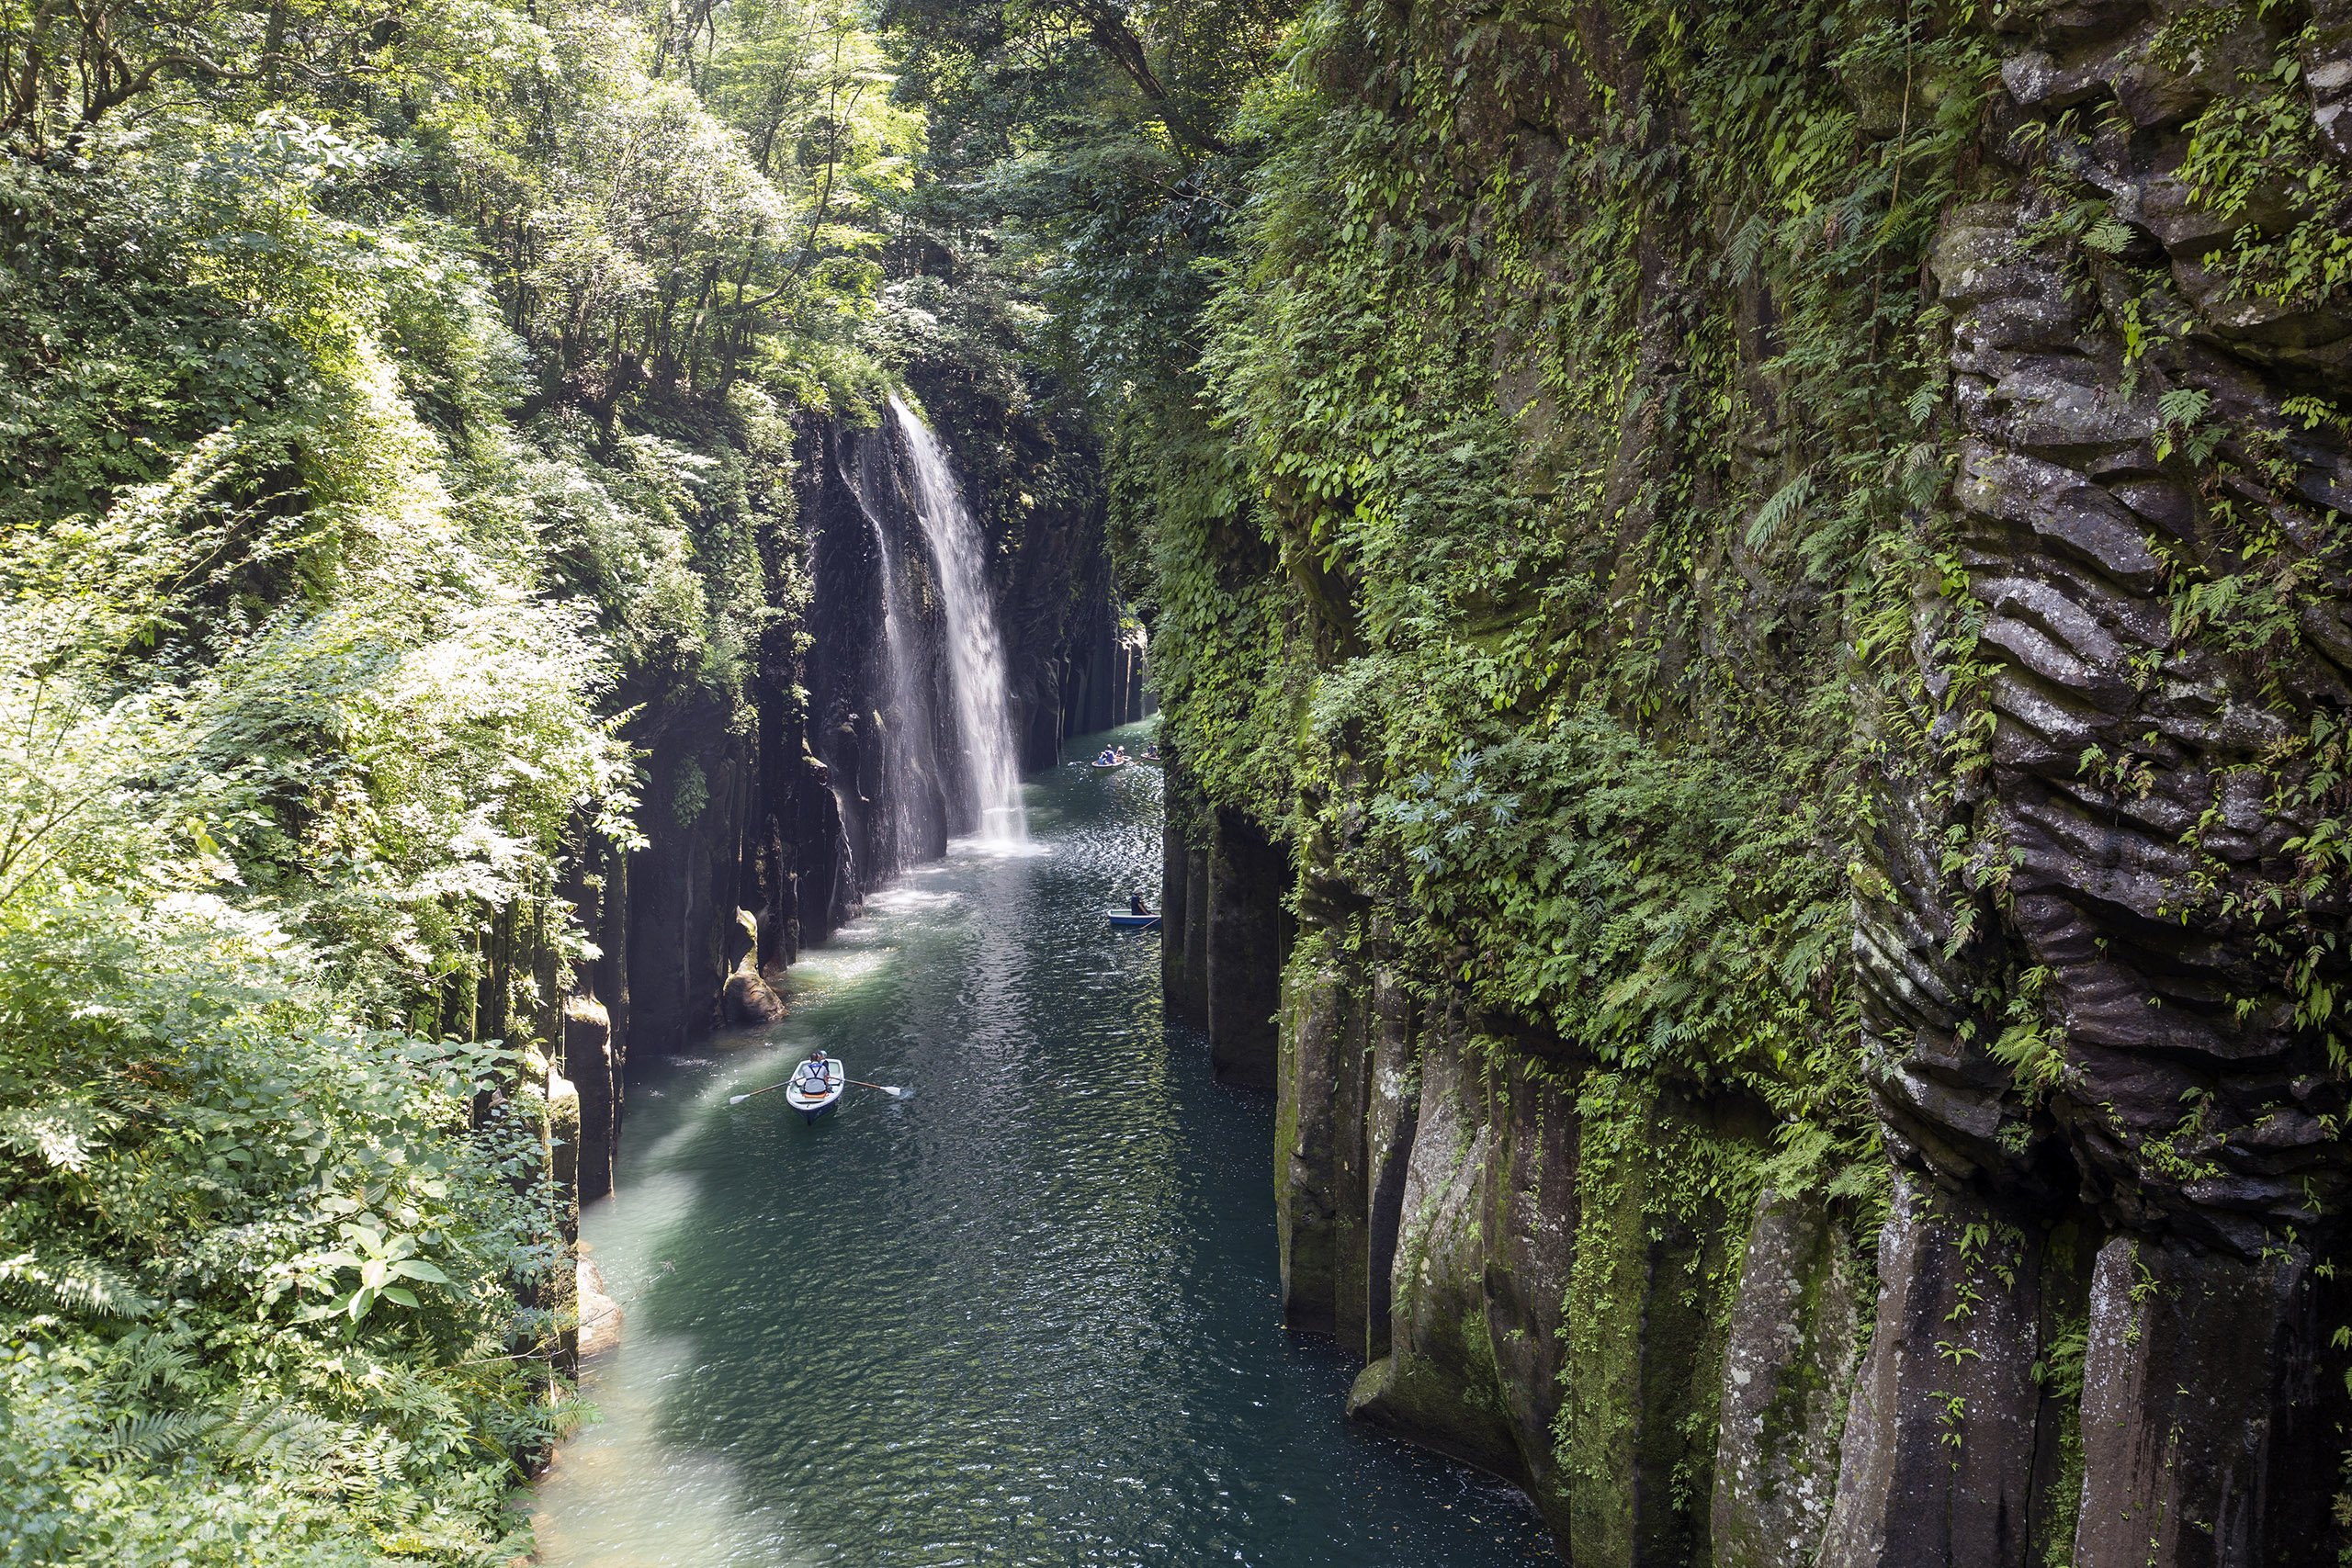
[1848,4,2352,1562]
[1159,0,2352,1562]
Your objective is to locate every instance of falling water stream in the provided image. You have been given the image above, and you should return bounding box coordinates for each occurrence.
[892,396,1028,841]
[847,430,937,872]
[531,726,1552,1566]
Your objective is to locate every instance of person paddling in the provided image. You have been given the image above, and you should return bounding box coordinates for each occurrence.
[1129,891,1150,916]
[797,1051,831,1092]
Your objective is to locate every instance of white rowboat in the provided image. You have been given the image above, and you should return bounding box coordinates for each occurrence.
[784,1057,845,1122]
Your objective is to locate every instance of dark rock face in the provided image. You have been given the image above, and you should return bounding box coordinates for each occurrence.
[1849,4,2352,1562]
[1873,178,2352,1259]
[1712,1190,1860,1568]
[1160,758,1216,1030]
[2073,1237,2328,1567]
[563,996,616,1204]
[1277,933,1792,1561]
[1160,770,1292,1085]
[620,701,750,1057]
[1058,565,1151,747]
[1344,1007,1534,1492]
[1206,807,1291,1088]
[1816,1179,2045,1568]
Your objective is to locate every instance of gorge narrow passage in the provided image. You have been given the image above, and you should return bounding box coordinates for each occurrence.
[531,723,1550,1566]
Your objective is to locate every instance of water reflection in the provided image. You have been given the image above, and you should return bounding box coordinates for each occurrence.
[533,724,1553,1566]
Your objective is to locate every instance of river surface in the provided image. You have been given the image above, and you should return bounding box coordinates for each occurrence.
[533,723,1552,1566]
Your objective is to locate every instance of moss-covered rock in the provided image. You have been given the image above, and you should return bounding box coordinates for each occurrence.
[1712,1190,1866,1568]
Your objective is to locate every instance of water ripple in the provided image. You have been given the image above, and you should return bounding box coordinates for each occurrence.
[534,725,1552,1566]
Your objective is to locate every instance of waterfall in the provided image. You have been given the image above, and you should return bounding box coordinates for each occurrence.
[890,395,1028,842]
[847,428,942,872]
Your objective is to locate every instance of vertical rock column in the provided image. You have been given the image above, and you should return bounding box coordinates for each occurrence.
[1159,753,1212,1029]
[1204,807,1288,1088]
[1180,839,1210,1021]
[563,997,616,1203]
[1817,1179,2046,1568]
[1361,948,1419,1365]
[2073,1239,2331,1567]
[1712,1189,1866,1568]
[626,729,753,1055]
[1274,917,1369,1337]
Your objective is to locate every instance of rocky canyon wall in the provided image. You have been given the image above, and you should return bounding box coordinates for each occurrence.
[1155,0,2352,1562]
[561,393,1124,1197]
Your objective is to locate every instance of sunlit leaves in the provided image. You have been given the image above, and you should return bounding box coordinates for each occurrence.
[294,1224,455,1322]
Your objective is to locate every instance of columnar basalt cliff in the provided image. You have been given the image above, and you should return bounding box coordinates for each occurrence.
[1149,0,2352,1562]
[565,390,1128,1190]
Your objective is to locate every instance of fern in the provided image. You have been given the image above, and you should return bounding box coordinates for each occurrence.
[1746,470,1815,547]
[103,1407,219,1463]
[0,1248,156,1321]
[104,1331,200,1395]
[1727,210,1770,283]
[0,1100,120,1174]
[105,1393,345,1472]
[212,1398,345,1470]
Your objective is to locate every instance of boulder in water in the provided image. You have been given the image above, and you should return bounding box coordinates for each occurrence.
[577,1258,622,1358]
[724,968,784,1024]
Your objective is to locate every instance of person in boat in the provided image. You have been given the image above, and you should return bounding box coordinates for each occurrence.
[1096,747,1115,765]
[1140,745,1159,761]
[797,1051,831,1093]
[1128,891,1150,916]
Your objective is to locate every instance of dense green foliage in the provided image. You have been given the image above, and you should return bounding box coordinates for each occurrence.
[880,0,1971,1137]
[0,0,945,1559]
[884,0,2343,1153]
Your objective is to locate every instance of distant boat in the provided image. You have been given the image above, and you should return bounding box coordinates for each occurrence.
[784,1057,845,1122]
[1090,759,1125,771]
[1107,911,1161,930]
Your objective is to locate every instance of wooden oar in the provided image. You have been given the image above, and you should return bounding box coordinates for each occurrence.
[729,1076,913,1105]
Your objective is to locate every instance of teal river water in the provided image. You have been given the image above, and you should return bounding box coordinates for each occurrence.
[533,724,1553,1566]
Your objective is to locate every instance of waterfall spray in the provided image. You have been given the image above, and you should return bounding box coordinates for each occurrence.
[891,395,1028,841]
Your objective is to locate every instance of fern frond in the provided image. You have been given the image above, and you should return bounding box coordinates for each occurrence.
[0,1099,120,1174]
[104,1393,345,1472]
[105,1408,218,1462]
[213,1398,344,1469]
[1747,470,1815,548]
[105,1331,202,1395]
[0,1248,156,1321]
